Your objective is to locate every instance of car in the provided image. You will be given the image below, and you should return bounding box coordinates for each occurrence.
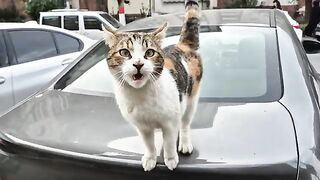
[0,22,95,115]
[303,36,320,70]
[39,9,122,40]
[315,23,320,40]
[0,8,320,179]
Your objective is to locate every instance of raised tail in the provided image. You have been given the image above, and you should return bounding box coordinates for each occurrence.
[179,0,200,50]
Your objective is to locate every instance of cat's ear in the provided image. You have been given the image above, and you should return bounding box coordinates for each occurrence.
[102,24,117,47]
[151,22,168,44]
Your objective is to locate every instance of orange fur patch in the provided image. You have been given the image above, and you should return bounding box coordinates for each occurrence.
[164,57,176,72]
[177,43,191,53]
[188,56,202,96]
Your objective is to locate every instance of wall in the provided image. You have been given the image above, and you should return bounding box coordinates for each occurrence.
[154,0,211,14]
[257,0,298,6]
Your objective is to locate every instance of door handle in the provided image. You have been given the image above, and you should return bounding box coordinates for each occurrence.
[61,58,74,66]
[0,77,5,85]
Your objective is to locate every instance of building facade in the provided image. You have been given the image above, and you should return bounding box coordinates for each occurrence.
[66,0,305,20]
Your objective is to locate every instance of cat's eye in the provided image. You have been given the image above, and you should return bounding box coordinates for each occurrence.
[119,49,131,57]
[145,49,155,58]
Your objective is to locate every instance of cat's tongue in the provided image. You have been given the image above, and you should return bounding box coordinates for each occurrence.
[133,73,143,81]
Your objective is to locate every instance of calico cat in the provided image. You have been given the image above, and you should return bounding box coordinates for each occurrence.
[103,0,202,171]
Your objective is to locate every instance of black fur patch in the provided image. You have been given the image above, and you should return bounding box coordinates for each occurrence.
[132,34,140,40]
[185,0,199,7]
[187,76,193,96]
[196,61,203,81]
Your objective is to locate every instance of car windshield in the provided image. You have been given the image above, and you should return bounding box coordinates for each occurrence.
[100,13,122,28]
[55,26,282,102]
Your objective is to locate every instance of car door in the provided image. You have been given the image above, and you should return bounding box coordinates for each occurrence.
[83,16,104,40]
[0,30,14,115]
[7,29,82,104]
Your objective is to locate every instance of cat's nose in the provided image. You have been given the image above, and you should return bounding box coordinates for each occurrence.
[133,63,144,71]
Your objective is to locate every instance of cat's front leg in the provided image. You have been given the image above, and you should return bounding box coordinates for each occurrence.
[137,128,157,171]
[162,125,179,170]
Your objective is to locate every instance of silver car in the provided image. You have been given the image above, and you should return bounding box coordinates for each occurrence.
[1,9,320,179]
[0,22,95,115]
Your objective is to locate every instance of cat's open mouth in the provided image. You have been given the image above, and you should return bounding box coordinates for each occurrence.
[132,73,143,81]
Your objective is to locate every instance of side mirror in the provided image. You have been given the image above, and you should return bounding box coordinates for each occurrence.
[303,39,320,54]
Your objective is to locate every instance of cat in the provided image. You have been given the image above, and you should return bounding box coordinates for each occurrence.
[102,0,202,171]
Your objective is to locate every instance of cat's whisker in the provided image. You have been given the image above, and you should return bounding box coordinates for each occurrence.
[149,74,159,97]
[120,72,130,88]
[115,72,129,89]
[114,72,123,80]
[152,71,161,76]
[115,74,124,84]
[113,71,124,78]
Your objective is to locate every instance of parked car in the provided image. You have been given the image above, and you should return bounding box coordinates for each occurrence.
[39,9,122,40]
[0,9,320,179]
[303,36,320,70]
[0,22,95,115]
[315,23,320,40]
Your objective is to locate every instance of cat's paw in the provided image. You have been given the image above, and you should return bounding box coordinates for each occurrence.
[164,155,179,170]
[178,140,193,154]
[142,155,157,171]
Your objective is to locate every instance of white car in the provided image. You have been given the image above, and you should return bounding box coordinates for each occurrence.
[0,22,95,115]
[283,11,303,41]
[39,9,122,40]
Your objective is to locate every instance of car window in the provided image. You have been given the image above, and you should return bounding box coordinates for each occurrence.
[54,32,81,54]
[64,16,79,30]
[303,40,320,54]
[56,26,282,102]
[42,16,61,28]
[9,30,58,63]
[0,31,8,68]
[84,16,102,30]
[100,13,122,28]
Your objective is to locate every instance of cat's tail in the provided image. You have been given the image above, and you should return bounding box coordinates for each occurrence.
[178,0,200,50]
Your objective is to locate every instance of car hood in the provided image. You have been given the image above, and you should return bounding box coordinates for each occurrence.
[0,90,297,176]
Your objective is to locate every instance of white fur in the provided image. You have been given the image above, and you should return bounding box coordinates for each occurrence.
[113,65,199,171]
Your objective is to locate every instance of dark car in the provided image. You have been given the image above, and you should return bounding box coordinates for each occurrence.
[315,23,320,40]
[0,9,320,180]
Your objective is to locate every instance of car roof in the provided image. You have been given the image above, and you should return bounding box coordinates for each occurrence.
[121,9,276,32]
[40,10,106,15]
[0,22,94,42]
[0,21,41,29]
